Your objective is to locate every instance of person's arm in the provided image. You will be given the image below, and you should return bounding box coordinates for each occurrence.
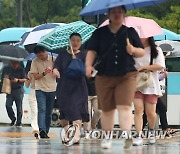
[138,64,164,72]
[85,30,99,78]
[33,72,47,80]
[18,68,27,83]
[126,42,145,57]
[127,28,145,58]
[52,54,61,78]
[85,50,96,78]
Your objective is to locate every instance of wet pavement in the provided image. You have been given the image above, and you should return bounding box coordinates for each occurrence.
[0,126,180,154]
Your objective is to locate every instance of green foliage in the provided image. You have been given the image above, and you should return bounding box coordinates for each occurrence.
[0,0,179,34]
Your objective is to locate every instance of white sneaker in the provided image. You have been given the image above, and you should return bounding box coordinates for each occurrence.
[124,138,133,149]
[101,139,112,149]
[84,132,91,139]
[148,133,156,144]
[133,136,143,146]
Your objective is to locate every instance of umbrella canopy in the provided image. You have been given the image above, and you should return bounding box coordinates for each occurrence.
[156,40,180,58]
[0,45,28,61]
[154,29,180,41]
[21,23,66,46]
[80,0,166,16]
[0,27,32,44]
[25,52,58,61]
[99,16,163,38]
[38,21,96,51]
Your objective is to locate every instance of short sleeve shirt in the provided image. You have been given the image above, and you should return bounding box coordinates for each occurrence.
[2,66,26,89]
[134,47,166,96]
[87,25,144,76]
[31,55,56,92]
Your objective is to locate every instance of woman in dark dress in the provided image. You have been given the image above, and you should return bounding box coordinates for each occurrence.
[53,33,89,145]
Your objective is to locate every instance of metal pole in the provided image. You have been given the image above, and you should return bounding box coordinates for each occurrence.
[18,0,22,27]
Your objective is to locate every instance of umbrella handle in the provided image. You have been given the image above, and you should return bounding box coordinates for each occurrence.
[126,38,130,45]
[69,40,76,59]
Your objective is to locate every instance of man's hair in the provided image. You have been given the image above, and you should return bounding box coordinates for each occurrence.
[34,45,45,54]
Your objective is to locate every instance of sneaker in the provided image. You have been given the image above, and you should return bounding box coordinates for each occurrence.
[40,130,50,139]
[34,132,40,139]
[133,136,143,146]
[84,131,91,139]
[16,123,22,128]
[101,139,112,149]
[148,132,156,144]
[10,120,16,126]
[124,138,133,149]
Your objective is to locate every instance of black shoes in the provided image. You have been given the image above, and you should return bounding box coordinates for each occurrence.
[10,120,16,126]
[39,130,50,139]
[15,123,22,128]
[34,132,40,139]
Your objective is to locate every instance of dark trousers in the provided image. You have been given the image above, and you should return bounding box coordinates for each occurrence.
[6,88,24,124]
[143,98,169,130]
[36,90,55,133]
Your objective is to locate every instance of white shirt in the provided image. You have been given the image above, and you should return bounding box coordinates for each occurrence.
[134,46,165,96]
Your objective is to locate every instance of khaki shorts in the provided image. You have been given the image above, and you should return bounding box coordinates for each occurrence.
[95,72,137,112]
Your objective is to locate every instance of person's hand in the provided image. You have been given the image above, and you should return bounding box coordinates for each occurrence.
[126,39,135,55]
[11,78,19,83]
[53,68,60,78]
[86,65,94,78]
[164,71,168,77]
[45,67,52,74]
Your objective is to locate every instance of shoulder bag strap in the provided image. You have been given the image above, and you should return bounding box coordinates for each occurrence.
[150,49,153,65]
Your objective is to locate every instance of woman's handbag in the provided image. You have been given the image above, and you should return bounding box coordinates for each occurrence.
[136,51,154,91]
[136,70,153,91]
[1,75,11,94]
[66,50,85,79]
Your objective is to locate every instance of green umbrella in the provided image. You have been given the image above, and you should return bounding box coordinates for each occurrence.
[38,21,96,51]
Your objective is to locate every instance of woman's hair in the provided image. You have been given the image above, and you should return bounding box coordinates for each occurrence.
[109,5,127,13]
[148,37,158,59]
[70,33,82,40]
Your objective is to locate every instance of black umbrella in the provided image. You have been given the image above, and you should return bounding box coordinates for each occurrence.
[159,44,174,52]
[0,45,28,61]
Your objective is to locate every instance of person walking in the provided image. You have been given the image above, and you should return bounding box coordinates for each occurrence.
[25,61,39,139]
[30,46,56,139]
[133,37,165,146]
[2,61,26,127]
[86,6,145,149]
[143,53,178,138]
[53,33,89,145]
[83,77,101,137]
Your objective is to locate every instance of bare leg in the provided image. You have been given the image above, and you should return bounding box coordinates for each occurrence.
[60,119,69,127]
[117,105,133,131]
[91,97,101,129]
[73,120,82,141]
[101,109,115,131]
[83,98,92,131]
[145,103,157,129]
[117,105,133,149]
[133,99,144,134]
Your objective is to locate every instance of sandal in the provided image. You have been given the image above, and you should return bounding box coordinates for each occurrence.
[166,128,179,135]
